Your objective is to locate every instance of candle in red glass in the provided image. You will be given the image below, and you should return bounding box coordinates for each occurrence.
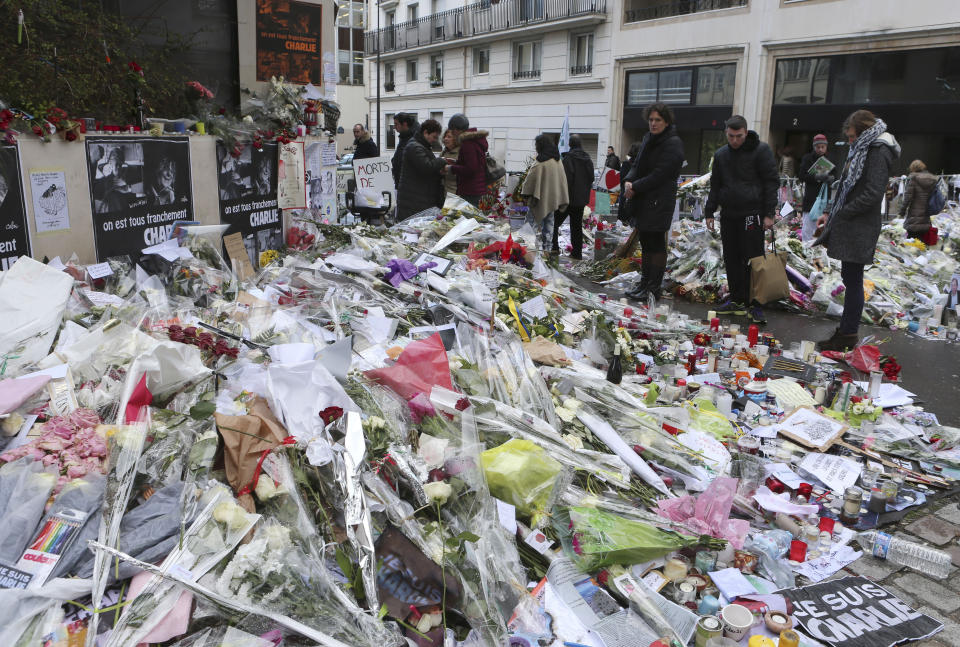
[818,517,835,534]
[765,477,786,494]
[789,540,807,562]
[797,483,813,498]
[748,324,759,347]
[710,317,720,332]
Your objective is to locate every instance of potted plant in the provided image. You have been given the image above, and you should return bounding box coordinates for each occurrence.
[429,75,442,87]
[384,81,395,91]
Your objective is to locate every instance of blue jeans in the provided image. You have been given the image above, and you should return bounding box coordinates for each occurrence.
[840,261,865,335]
[524,211,555,251]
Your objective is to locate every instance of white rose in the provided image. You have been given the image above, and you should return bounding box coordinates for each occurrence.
[255,477,278,501]
[1,412,24,436]
[562,398,583,412]
[852,403,865,415]
[264,525,291,551]
[213,501,250,531]
[562,434,584,450]
[423,481,453,506]
[555,407,575,423]
[448,357,464,371]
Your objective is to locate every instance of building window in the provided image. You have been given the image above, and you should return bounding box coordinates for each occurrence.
[657,69,693,103]
[695,64,736,105]
[773,57,830,104]
[386,10,395,25]
[386,114,396,149]
[513,40,541,80]
[407,3,418,21]
[407,59,418,82]
[625,67,723,106]
[336,0,366,84]
[474,47,490,75]
[430,111,444,151]
[430,54,443,86]
[570,32,594,75]
[384,62,395,90]
[518,0,544,21]
[626,71,658,105]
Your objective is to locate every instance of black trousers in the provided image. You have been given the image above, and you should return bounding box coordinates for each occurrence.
[720,214,765,304]
[839,261,865,335]
[552,205,584,258]
[635,230,668,294]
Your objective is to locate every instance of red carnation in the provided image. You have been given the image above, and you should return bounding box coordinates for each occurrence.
[455,397,471,411]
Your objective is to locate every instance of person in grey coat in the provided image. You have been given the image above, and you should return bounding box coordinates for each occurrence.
[814,109,900,351]
[396,119,446,221]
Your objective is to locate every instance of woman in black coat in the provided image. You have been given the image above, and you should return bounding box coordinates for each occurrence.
[396,119,446,221]
[622,103,685,302]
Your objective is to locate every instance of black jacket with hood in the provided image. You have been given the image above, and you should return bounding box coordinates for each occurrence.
[353,132,380,160]
[391,121,419,185]
[623,125,685,232]
[704,130,779,220]
[562,146,595,207]
[396,132,445,221]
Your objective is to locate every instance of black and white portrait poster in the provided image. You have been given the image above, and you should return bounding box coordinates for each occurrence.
[85,137,193,261]
[305,142,336,223]
[0,145,30,271]
[782,576,942,647]
[216,141,282,269]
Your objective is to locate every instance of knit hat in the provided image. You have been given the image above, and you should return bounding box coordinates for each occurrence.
[813,134,828,145]
[448,113,469,131]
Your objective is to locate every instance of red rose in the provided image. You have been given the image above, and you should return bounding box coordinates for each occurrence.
[319,406,344,425]
[455,397,471,411]
[65,130,77,142]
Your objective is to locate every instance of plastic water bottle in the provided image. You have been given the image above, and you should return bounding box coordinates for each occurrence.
[856,530,952,579]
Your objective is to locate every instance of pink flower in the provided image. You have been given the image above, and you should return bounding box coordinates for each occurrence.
[45,416,74,438]
[67,464,88,479]
[69,408,100,430]
[41,454,60,468]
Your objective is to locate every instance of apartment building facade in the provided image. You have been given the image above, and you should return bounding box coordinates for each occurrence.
[613,0,960,174]
[363,0,614,171]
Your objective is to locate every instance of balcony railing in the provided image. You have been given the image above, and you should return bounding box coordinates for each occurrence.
[513,69,541,79]
[624,0,746,23]
[366,0,606,56]
[570,64,592,75]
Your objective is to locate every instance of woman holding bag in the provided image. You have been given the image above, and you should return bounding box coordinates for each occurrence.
[814,110,900,351]
[622,103,685,302]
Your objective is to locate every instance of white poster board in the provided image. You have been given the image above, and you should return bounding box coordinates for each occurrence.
[277,141,306,209]
[352,155,394,209]
[29,169,70,233]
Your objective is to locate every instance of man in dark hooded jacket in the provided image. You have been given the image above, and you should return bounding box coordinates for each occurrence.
[553,135,594,259]
[352,123,380,159]
[704,115,779,324]
[391,113,419,186]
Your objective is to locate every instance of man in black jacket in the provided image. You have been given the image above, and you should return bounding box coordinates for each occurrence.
[605,146,620,170]
[352,123,380,160]
[391,113,419,187]
[704,115,779,324]
[797,134,837,241]
[553,135,594,259]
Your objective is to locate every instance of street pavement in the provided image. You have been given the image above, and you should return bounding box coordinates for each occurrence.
[564,263,960,643]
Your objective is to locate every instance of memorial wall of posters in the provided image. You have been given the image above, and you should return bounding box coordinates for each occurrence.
[256,0,324,84]
[85,136,193,261]
[0,145,30,271]
[216,141,283,269]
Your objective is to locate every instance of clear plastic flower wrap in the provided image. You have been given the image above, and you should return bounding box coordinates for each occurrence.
[211,519,403,647]
[0,457,58,563]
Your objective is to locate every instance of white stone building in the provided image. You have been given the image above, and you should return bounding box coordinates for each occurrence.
[611,0,960,174]
[362,0,614,171]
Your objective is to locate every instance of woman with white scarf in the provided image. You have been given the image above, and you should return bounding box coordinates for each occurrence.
[814,110,900,351]
[519,134,569,251]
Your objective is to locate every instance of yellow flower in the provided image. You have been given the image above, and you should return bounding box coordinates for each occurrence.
[259,249,280,267]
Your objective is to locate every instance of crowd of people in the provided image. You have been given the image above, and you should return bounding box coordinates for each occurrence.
[348,106,951,353]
